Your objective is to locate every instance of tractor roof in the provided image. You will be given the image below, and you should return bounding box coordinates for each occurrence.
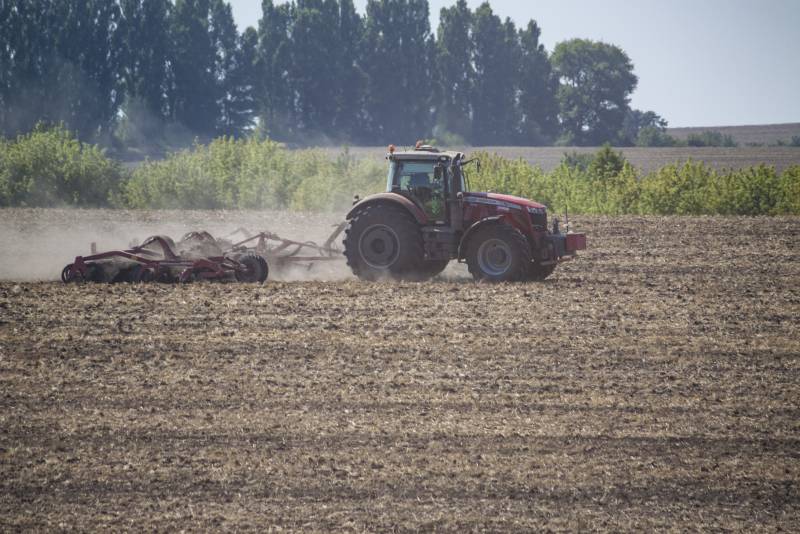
[388,145,464,161]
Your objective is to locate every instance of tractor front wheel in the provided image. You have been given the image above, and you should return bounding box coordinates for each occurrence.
[466,224,531,283]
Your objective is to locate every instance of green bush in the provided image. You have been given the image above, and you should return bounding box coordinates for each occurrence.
[122,137,385,211]
[1,127,797,216]
[636,126,681,147]
[467,147,798,216]
[686,130,738,147]
[0,124,124,207]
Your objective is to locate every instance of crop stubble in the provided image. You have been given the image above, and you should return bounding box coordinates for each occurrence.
[1,212,799,531]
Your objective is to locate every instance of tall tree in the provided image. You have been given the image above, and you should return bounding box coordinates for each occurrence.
[434,0,474,141]
[361,0,434,144]
[216,25,258,137]
[517,20,558,145]
[210,0,255,136]
[332,0,365,140]
[169,0,218,137]
[256,0,295,140]
[1,1,122,140]
[118,0,171,120]
[470,3,518,145]
[0,0,16,135]
[116,0,172,144]
[290,0,340,137]
[551,38,638,146]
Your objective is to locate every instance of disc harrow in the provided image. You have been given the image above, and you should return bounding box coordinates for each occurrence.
[61,232,269,284]
[60,223,347,284]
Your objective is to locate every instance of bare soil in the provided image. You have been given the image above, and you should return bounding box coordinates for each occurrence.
[1,211,799,531]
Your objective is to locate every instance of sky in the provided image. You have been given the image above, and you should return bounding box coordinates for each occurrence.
[228,0,800,128]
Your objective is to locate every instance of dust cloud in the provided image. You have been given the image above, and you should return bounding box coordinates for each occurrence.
[0,208,356,282]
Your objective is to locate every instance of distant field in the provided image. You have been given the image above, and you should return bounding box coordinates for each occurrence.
[667,122,800,146]
[322,146,800,173]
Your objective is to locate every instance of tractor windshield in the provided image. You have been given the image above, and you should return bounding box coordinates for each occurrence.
[388,160,445,220]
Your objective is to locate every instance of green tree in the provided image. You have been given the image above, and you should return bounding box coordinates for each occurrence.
[332,0,366,141]
[118,0,172,121]
[210,0,256,136]
[1,1,123,140]
[434,0,474,142]
[551,38,638,146]
[169,0,218,137]
[290,0,340,137]
[217,25,258,137]
[517,20,558,145]
[622,109,666,145]
[470,3,519,145]
[256,0,295,140]
[361,0,434,144]
[636,126,680,147]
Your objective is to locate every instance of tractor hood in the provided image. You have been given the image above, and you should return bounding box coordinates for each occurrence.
[463,192,547,211]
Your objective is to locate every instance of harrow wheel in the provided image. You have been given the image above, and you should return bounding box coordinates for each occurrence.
[61,264,78,283]
[61,263,102,283]
[235,254,269,283]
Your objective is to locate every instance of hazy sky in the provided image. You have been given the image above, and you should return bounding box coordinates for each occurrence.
[228,0,800,127]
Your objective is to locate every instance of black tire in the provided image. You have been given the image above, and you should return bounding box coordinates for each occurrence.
[61,264,75,283]
[465,224,532,282]
[343,204,425,281]
[235,254,269,283]
[61,263,103,283]
[527,262,556,281]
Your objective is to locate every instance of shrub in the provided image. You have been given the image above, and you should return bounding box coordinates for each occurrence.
[686,130,738,147]
[636,126,681,147]
[122,137,385,211]
[0,124,125,207]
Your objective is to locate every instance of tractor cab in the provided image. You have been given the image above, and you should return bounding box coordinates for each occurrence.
[386,143,466,224]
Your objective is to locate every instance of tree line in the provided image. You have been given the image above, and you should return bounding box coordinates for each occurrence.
[0,0,668,149]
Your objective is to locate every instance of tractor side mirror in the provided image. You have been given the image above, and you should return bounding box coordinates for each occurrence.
[434,164,443,181]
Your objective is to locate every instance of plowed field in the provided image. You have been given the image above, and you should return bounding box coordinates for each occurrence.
[1,211,799,531]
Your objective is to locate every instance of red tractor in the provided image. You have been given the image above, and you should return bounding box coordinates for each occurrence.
[343,143,586,282]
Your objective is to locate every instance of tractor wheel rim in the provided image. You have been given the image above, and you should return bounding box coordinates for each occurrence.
[359,224,400,269]
[477,238,512,276]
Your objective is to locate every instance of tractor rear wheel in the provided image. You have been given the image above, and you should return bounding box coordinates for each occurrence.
[466,224,531,283]
[235,254,269,283]
[344,204,425,281]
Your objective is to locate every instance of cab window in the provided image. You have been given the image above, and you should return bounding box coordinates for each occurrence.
[391,161,445,220]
